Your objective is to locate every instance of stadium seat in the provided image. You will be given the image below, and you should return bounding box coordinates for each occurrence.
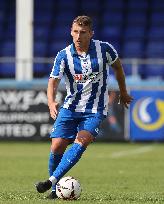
[146,42,164,58]
[151,0,164,10]
[0,63,15,78]
[101,26,122,42]
[102,12,123,25]
[121,64,133,75]
[0,0,6,10]
[1,41,15,56]
[34,12,52,25]
[58,0,77,9]
[0,11,4,23]
[148,26,164,40]
[128,0,149,10]
[0,27,4,40]
[103,0,124,10]
[81,0,101,11]
[122,40,145,58]
[34,62,53,78]
[33,63,46,77]
[124,26,146,40]
[5,23,15,40]
[150,12,164,26]
[48,41,69,57]
[34,0,54,10]
[51,25,71,41]
[34,41,48,57]
[126,11,147,25]
[55,12,76,24]
[34,25,50,40]
[144,64,164,79]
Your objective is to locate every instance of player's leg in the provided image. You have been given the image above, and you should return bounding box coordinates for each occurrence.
[46,113,104,189]
[48,130,94,185]
[35,108,78,194]
[47,138,70,199]
[36,133,93,194]
[35,111,105,194]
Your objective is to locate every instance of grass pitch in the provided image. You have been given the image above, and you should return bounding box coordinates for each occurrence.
[0,142,164,204]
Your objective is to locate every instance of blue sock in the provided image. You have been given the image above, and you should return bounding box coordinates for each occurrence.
[52,143,86,181]
[48,151,63,191]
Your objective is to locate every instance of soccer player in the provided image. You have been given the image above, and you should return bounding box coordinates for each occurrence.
[35,15,133,199]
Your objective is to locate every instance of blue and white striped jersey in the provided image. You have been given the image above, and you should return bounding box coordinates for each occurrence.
[50,39,118,115]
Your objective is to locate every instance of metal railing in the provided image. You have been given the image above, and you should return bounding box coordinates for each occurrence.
[122,58,164,76]
[0,57,164,79]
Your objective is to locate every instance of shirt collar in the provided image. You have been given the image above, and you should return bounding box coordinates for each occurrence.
[71,39,94,56]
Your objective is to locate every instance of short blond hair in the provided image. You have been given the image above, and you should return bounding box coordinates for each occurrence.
[72,15,93,30]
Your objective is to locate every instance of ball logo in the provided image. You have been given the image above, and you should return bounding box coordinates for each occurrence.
[132,97,164,131]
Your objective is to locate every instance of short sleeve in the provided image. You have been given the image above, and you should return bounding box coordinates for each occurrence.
[106,43,118,65]
[50,51,65,79]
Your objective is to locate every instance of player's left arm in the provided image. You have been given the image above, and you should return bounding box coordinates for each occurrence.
[111,58,133,108]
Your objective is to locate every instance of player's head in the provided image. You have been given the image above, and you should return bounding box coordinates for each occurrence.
[71,15,94,49]
[72,15,93,30]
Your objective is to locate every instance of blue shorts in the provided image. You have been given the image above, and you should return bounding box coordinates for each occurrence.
[50,108,105,140]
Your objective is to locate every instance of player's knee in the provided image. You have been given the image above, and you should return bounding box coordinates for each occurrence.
[75,130,94,147]
[51,138,69,154]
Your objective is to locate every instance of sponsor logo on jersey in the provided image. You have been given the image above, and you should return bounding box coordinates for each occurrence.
[73,72,99,83]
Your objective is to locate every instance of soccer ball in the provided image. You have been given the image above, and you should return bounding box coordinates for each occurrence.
[56,176,82,200]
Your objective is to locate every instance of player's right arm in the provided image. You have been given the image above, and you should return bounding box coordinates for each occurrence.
[47,50,65,119]
[47,78,60,120]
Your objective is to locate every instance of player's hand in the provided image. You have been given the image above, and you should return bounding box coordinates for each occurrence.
[118,92,133,109]
[48,101,59,120]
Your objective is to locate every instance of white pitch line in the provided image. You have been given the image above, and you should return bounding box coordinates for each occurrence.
[110,146,154,158]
